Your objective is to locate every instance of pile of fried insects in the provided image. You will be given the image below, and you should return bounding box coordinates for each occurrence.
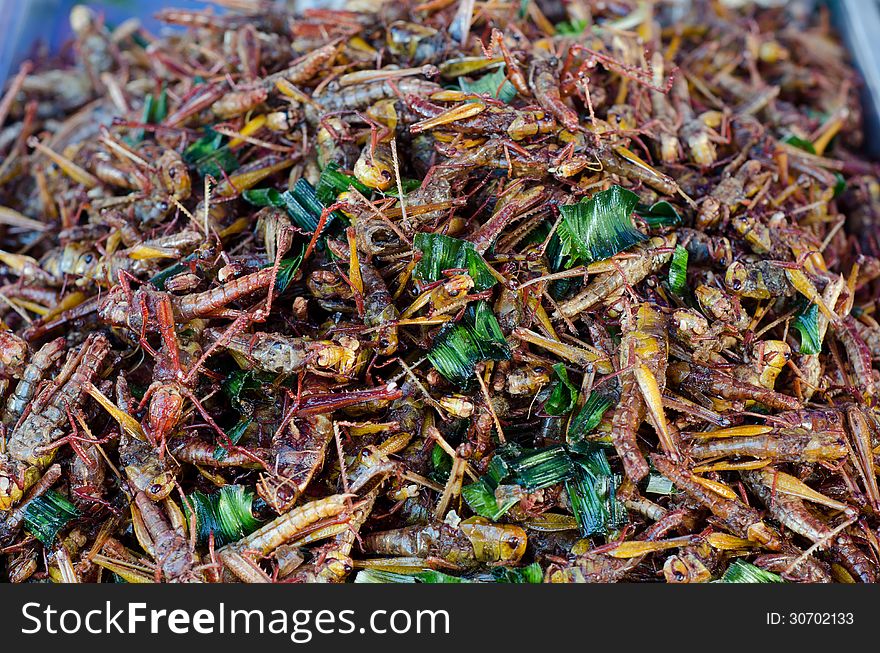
[0,0,878,584]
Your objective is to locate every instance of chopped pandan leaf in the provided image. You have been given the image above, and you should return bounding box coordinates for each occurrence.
[279,190,318,232]
[430,443,453,483]
[222,370,263,409]
[645,473,675,496]
[566,444,625,537]
[568,390,614,442]
[668,245,689,295]
[557,185,646,267]
[184,485,262,547]
[242,188,284,207]
[518,0,529,18]
[486,562,543,583]
[427,301,510,387]
[149,252,199,290]
[354,569,419,583]
[833,172,847,198]
[522,218,552,247]
[315,162,371,205]
[555,19,588,35]
[131,31,150,49]
[415,570,469,583]
[508,445,577,490]
[464,442,579,518]
[544,363,578,416]
[278,180,340,234]
[460,66,517,103]
[23,490,80,545]
[427,324,483,387]
[607,472,628,529]
[290,178,326,220]
[269,245,305,293]
[200,142,236,176]
[566,468,607,538]
[133,94,155,143]
[183,132,221,164]
[781,133,816,154]
[183,129,239,177]
[213,416,252,461]
[792,303,821,355]
[493,440,526,459]
[414,232,497,291]
[485,447,517,486]
[152,87,168,124]
[719,559,783,583]
[543,218,581,298]
[636,200,682,227]
[225,416,252,446]
[462,478,518,520]
[467,301,509,358]
[382,178,422,198]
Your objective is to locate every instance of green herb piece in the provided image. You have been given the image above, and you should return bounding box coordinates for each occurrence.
[183,128,239,177]
[668,245,689,295]
[566,470,606,538]
[463,443,572,519]
[485,562,543,583]
[485,447,517,486]
[719,559,784,583]
[196,146,238,177]
[427,302,510,387]
[315,162,371,205]
[568,390,614,441]
[222,369,262,410]
[462,478,518,520]
[467,302,508,357]
[183,130,222,163]
[833,172,846,198]
[354,569,419,583]
[792,303,821,355]
[508,445,576,490]
[781,133,816,154]
[382,178,423,198]
[557,185,645,267]
[152,86,168,123]
[278,190,318,232]
[415,570,469,583]
[184,485,262,547]
[636,200,682,227]
[566,445,626,537]
[544,363,578,416]
[242,188,284,207]
[355,563,542,584]
[555,19,588,35]
[460,66,517,103]
[270,245,305,293]
[213,416,252,461]
[148,252,199,290]
[133,94,155,144]
[290,178,325,221]
[277,180,339,234]
[413,232,497,290]
[431,443,453,483]
[23,490,80,545]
